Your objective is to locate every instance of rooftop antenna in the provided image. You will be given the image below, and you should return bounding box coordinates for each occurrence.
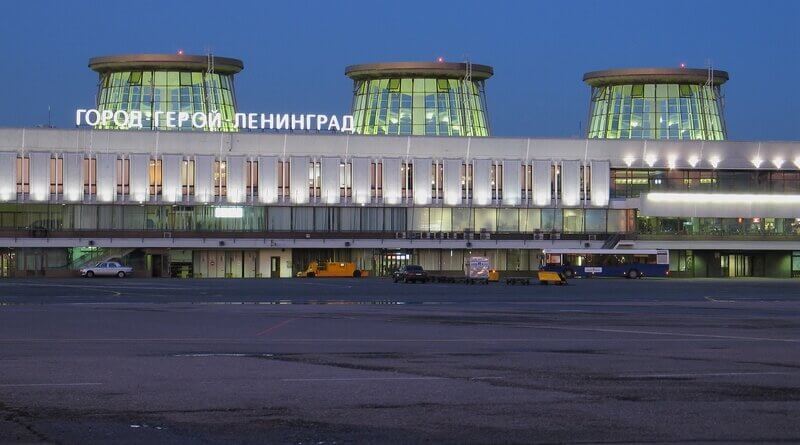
[204,48,218,129]
[47,105,52,128]
[462,56,473,136]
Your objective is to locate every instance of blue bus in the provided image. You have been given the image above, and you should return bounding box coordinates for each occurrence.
[541,249,669,279]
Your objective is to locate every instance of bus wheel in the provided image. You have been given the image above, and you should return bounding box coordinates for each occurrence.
[307,272,316,278]
[564,268,575,279]
[353,270,362,278]
[626,269,639,279]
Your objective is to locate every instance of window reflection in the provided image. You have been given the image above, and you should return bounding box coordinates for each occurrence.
[96,70,237,131]
[351,78,489,137]
[588,83,725,140]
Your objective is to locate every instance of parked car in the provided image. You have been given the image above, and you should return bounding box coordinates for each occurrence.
[80,261,133,278]
[392,265,428,283]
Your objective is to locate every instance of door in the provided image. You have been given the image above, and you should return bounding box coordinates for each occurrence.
[377,250,411,277]
[270,256,281,278]
[151,255,163,277]
[244,251,258,278]
[225,251,244,278]
[722,254,752,277]
[0,250,13,277]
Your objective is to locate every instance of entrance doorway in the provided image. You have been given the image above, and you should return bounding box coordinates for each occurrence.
[376,249,411,277]
[0,250,15,278]
[721,254,751,277]
[149,254,164,277]
[270,256,281,278]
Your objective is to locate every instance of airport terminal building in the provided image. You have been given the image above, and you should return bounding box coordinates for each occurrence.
[0,54,798,278]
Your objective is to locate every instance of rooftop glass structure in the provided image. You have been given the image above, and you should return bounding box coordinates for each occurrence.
[89,54,244,131]
[345,61,493,137]
[583,68,728,141]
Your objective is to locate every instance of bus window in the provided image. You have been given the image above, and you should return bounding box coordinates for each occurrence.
[542,249,670,279]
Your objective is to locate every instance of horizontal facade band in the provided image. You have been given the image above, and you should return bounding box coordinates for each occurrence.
[1,128,800,171]
[0,152,609,207]
[0,237,607,250]
[642,192,800,218]
[3,237,800,251]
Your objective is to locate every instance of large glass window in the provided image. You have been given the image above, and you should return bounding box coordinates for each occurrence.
[50,157,63,195]
[351,77,489,136]
[181,160,195,196]
[148,159,162,196]
[16,157,30,194]
[0,204,641,236]
[588,83,725,140]
[95,70,237,131]
[611,169,800,198]
[116,158,130,195]
[213,161,227,197]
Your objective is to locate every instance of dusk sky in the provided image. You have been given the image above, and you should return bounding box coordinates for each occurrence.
[1,0,798,140]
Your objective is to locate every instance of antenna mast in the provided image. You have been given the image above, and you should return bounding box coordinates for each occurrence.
[462,58,473,136]
[204,51,218,130]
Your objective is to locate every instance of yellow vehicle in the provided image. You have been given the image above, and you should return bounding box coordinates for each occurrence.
[296,261,367,278]
[488,269,500,282]
[537,270,567,285]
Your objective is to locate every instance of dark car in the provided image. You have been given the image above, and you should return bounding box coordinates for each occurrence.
[392,265,428,283]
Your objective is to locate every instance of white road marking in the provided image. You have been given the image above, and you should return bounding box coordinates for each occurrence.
[623,371,794,378]
[173,353,274,358]
[0,382,102,387]
[283,377,445,382]
[281,376,504,382]
[705,296,736,303]
[0,337,787,343]
[0,283,192,291]
[511,323,800,343]
[299,282,354,288]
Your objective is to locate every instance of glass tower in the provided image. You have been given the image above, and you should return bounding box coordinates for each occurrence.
[345,62,493,137]
[89,54,244,131]
[583,68,728,140]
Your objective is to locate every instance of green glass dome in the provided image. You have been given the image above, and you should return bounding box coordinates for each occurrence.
[89,54,243,131]
[583,67,728,141]
[346,61,493,137]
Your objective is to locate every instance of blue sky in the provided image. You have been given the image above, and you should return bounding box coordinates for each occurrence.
[1,0,798,140]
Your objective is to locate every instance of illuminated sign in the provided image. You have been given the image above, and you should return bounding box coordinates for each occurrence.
[75,109,354,132]
[214,206,244,218]
[647,193,800,205]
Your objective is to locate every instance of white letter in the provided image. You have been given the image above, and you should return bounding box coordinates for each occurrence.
[276,114,289,130]
[113,110,129,127]
[178,112,190,127]
[316,115,328,131]
[208,112,222,130]
[154,111,165,128]
[306,114,316,130]
[166,111,178,128]
[75,109,86,126]
[234,113,247,129]
[291,114,304,130]
[84,109,100,126]
[342,115,354,133]
[129,111,143,129]
[260,113,274,129]
[247,113,258,129]
[101,109,114,125]
[191,112,206,129]
[327,115,340,132]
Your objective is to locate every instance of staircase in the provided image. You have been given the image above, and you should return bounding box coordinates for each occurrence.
[602,233,623,249]
[64,248,136,270]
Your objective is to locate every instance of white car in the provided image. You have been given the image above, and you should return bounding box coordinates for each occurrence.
[80,261,133,278]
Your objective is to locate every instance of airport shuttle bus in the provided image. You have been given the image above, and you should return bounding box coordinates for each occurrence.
[541,249,669,279]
